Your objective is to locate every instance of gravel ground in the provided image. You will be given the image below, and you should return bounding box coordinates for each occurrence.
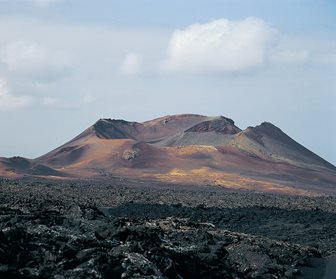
[1,177,336,278]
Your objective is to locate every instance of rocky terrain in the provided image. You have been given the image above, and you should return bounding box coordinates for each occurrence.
[1,177,336,278]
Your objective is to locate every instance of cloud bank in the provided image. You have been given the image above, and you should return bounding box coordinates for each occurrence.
[0,40,72,83]
[163,17,309,74]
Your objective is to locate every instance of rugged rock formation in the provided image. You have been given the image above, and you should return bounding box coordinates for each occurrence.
[1,178,333,279]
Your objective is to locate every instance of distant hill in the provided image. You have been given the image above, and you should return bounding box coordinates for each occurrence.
[1,114,335,195]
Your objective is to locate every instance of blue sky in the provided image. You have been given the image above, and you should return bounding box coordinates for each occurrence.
[1,0,335,31]
[0,0,335,165]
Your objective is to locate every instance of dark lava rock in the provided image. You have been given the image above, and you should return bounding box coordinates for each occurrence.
[0,178,335,278]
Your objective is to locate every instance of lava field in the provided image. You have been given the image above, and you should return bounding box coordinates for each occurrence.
[1,177,336,278]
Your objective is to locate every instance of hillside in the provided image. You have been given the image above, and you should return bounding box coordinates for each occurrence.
[1,114,335,195]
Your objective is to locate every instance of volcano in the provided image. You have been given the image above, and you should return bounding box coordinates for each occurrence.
[1,114,335,195]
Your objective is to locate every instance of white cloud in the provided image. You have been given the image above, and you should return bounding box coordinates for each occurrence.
[163,17,278,74]
[0,79,32,111]
[0,40,72,82]
[120,53,142,76]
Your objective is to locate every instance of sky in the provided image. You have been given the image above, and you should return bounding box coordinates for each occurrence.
[0,0,335,165]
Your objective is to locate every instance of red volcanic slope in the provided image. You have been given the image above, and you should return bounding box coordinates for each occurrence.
[0,114,335,195]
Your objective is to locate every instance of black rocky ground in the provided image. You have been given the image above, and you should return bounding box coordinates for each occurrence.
[1,177,336,278]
